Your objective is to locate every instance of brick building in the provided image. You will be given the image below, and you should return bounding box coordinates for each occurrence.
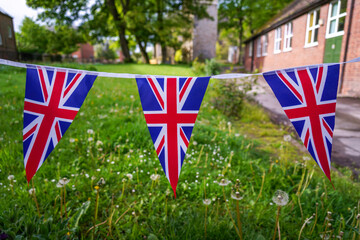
[244,0,360,97]
[71,43,94,63]
[0,7,18,60]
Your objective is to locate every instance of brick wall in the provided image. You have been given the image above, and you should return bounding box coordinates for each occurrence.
[0,13,17,60]
[244,0,360,97]
[245,4,329,72]
[340,0,360,97]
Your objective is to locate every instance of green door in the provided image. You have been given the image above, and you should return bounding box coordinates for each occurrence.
[324,36,343,63]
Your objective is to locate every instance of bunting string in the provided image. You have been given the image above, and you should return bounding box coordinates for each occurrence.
[1,57,360,79]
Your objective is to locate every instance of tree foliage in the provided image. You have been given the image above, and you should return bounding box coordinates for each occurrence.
[16,17,84,55]
[218,0,293,64]
[26,0,211,63]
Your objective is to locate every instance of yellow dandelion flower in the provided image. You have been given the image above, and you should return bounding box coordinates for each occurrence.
[94,186,100,190]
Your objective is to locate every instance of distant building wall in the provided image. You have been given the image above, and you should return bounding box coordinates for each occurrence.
[0,12,18,60]
[340,0,360,97]
[71,43,94,63]
[244,0,360,97]
[193,0,218,60]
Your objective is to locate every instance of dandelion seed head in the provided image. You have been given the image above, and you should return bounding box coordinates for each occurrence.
[150,174,160,181]
[203,199,211,205]
[218,179,230,186]
[283,135,291,142]
[231,192,243,201]
[87,129,94,134]
[56,182,63,188]
[126,173,133,180]
[28,188,36,195]
[272,190,289,206]
[97,177,106,186]
[8,175,14,181]
[59,177,70,185]
[91,176,96,180]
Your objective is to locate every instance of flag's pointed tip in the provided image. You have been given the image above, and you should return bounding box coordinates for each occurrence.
[325,172,335,190]
[171,183,177,199]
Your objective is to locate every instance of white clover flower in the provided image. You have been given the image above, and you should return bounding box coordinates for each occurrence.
[59,178,70,185]
[96,140,103,146]
[88,137,94,142]
[272,190,289,206]
[231,192,243,201]
[283,135,292,142]
[126,173,133,180]
[218,179,230,186]
[8,175,14,181]
[69,138,75,143]
[203,199,212,205]
[132,189,135,193]
[117,172,120,175]
[87,129,94,134]
[85,174,89,178]
[51,179,56,183]
[96,169,101,172]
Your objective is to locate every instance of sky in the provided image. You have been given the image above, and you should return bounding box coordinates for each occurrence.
[0,0,40,32]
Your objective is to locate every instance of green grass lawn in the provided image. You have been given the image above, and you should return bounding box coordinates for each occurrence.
[0,63,359,239]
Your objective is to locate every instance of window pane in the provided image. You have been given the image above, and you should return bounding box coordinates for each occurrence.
[309,13,314,27]
[315,10,320,25]
[8,26,12,38]
[289,38,292,48]
[340,0,347,13]
[314,29,318,42]
[338,16,345,31]
[331,2,338,17]
[308,30,313,43]
[329,20,336,33]
[0,34,2,45]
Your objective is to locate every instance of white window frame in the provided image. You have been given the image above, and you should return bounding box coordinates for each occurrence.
[249,41,253,57]
[262,34,268,56]
[283,22,293,52]
[256,38,261,57]
[305,9,320,47]
[274,27,282,54]
[326,0,347,38]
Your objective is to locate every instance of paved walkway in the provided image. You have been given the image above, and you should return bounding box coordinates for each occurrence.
[252,76,360,173]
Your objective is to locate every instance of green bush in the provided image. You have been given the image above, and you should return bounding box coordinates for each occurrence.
[191,57,205,75]
[213,77,257,118]
[204,58,221,76]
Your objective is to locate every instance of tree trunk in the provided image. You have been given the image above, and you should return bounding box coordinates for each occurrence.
[156,0,168,64]
[161,44,168,64]
[106,0,132,62]
[137,37,150,64]
[238,18,244,65]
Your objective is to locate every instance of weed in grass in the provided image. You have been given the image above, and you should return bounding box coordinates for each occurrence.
[272,190,289,240]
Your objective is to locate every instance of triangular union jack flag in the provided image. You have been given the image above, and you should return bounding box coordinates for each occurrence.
[23,66,97,182]
[136,76,210,197]
[263,64,340,183]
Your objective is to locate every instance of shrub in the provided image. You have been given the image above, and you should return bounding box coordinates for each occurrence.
[192,57,205,75]
[204,58,221,76]
[213,76,257,118]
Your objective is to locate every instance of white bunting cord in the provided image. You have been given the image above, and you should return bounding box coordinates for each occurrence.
[1,57,360,79]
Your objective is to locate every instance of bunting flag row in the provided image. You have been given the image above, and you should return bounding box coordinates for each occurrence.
[1,57,360,196]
